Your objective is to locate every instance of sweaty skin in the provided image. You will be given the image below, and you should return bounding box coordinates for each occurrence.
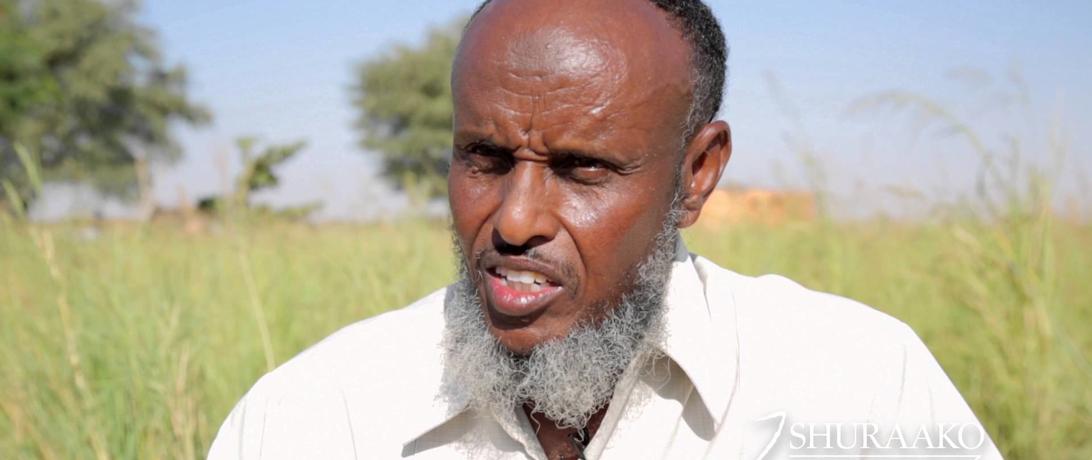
[449,0,732,457]
[451,0,692,353]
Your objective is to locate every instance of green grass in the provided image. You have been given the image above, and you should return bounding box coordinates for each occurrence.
[1,214,1089,459]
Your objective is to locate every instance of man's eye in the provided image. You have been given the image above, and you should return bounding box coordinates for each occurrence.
[555,157,611,184]
[459,145,512,174]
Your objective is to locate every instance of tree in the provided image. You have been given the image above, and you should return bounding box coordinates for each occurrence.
[351,19,462,202]
[197,137,320,220]
[0,0,209,209]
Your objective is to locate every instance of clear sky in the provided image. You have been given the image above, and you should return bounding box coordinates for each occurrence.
[47,0,1087,220]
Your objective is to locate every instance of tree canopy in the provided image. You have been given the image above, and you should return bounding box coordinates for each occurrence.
[194,137,319,221]
[0,0,208,208]
[351,19,462,201]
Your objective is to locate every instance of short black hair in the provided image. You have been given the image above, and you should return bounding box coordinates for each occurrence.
[467,0,728,143]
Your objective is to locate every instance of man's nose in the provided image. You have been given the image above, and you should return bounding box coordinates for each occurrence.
[492,161,559,251]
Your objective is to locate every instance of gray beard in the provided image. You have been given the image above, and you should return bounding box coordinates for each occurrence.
[442,212,682,430]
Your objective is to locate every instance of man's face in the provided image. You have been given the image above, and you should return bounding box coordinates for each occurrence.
[448,0,694,354]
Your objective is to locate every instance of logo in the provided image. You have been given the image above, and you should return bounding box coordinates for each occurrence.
[755,412,987,460]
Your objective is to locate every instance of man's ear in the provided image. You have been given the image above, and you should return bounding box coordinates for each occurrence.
[677,121,732,228]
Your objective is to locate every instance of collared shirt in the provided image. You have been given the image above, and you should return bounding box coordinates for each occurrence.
[208,241,1002,459]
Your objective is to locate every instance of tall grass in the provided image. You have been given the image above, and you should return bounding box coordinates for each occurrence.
[3,78,1090,457]
[0,220,454,459]
[1,212,1088,458]
[838,74,1092,457]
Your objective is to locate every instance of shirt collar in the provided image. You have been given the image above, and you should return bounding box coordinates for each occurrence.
[402,239,740,449]
[400,287,471,451]
[656,238,740,430]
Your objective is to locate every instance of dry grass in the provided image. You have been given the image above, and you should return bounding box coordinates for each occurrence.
[0,211,1089,459]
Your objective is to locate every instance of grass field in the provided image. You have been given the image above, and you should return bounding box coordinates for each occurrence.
[1,210,1090,459]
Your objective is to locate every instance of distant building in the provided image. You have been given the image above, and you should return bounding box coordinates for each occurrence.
[698,186,817,228]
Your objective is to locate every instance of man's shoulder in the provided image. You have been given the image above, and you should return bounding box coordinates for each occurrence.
[242,287,449,401]
[208,288,451,457]
[693,255,930,413]
[687,256,998,457]
[693,255,918,354]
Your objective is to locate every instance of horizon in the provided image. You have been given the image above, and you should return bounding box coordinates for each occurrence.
[30,0,1092,221]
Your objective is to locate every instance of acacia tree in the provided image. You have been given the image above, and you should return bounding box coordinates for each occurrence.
[351,19,462,202]
[197,137,319,220]
[0,0,208,210]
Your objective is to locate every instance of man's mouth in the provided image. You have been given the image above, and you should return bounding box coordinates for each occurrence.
[494,266,551,292]
[483,264,564,318]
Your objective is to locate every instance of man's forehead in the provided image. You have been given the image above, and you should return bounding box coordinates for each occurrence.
[455,0,690,89]
[452,0,693,151]
[456,24,625,107]
[503,28,617,79]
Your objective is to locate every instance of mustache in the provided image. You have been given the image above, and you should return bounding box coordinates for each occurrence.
[470,246,579,286]
[441,226,677,430]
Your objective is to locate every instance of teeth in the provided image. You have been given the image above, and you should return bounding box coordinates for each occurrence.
[496,267,549,286]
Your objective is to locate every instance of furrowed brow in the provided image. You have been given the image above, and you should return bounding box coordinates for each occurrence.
[459,139,514,156]
[549,149,626,171]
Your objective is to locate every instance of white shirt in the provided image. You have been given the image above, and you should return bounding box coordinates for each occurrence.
[209,242,1001,459]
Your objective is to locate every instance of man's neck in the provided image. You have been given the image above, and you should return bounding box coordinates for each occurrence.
[523,403,608,460]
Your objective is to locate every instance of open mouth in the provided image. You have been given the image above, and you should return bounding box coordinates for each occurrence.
[483,265,564,317]
[491,266,556,291]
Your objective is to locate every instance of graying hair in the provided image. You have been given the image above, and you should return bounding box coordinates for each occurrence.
[442,194,685,429]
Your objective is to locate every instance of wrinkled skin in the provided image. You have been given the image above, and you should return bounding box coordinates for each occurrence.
[448,0,732,456]
[450,0,731,355]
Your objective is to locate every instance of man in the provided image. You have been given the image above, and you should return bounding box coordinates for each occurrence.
[210,0,1001,459]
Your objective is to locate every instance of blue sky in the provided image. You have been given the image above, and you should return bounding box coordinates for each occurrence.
[53,0,1086,220]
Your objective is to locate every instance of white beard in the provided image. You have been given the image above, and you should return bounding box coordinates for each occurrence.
[442,213,681,430]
